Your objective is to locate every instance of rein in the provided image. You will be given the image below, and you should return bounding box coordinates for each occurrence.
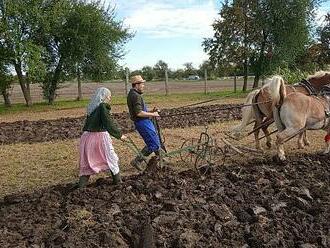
[160,100,272,118]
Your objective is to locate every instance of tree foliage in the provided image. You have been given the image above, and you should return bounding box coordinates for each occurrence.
[203,0,321,90]
[318,13,330,66]
[0,62,12,106]
[34,0,132,103]
[141,66,155,81]
[0,0,47,106]
[153,60,168,79]
[0,0,132,105]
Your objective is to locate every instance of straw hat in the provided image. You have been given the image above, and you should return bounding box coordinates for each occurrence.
[131,75,146,85]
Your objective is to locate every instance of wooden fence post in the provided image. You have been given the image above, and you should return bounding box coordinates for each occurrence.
[125,68,129,95]
[165,69,169,96]
[204,69,207,95]
[234,72,237,93]
[77,66,82,100]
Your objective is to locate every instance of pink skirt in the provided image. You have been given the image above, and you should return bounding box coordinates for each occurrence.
[79,131,119,176]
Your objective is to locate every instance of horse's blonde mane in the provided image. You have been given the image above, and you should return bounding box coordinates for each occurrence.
[262,75,283,89]
[307,71,330,79]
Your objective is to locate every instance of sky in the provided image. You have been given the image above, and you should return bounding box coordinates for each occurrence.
[107,0,330,71]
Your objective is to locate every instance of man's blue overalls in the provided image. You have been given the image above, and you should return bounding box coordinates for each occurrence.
[130,101,162,170]
[134,103,161,153]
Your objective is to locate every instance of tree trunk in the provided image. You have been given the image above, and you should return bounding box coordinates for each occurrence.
[48,59,63,104]
[14,62,32,106]
[1,89,11,107]
[164,69,169,96]
[242,2,248,92]
[252,33,267,89]
[242,60,248,92]
[253,73,260,88]
[77,67,82,101]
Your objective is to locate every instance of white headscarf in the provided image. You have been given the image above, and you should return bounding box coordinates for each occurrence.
[87,87,111,115]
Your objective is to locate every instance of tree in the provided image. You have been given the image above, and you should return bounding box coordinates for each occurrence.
[35,0,131,104]
[153,60,168,79]
[172,69,185,80]
[0,63,12,107]
[141,66,155,81]
[183,62,197,78]
[317,13,330,67]
[203,0,257,91]
[0,0,46,106]
[198,60,216,80]
[203,0,321,90]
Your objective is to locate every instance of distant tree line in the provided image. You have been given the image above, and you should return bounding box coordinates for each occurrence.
[116,60,216,82]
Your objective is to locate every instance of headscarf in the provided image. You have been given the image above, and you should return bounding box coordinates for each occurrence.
[87,87,111,116]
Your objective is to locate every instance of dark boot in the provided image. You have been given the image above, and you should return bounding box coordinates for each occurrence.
[78,175,90,188]
[130,146,151,171]
[112,172,122,185]
[154,149,170,166]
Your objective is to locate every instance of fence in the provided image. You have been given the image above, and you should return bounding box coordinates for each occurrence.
[0,74,255,104]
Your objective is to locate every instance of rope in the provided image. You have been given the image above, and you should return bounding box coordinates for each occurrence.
[160,100,272,118]
[175,92,238,109]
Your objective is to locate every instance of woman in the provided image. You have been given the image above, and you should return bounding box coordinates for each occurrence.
[78,87,127,188]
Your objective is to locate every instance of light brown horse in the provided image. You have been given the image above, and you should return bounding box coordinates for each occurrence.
[231,71,330,149]
[274,83,330,160]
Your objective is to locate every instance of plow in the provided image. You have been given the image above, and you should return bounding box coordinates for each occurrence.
[126,125,264,175]
[123,98,277,174]
[124,96,310,174]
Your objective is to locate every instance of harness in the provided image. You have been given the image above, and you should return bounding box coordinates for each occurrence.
[313,88,330,129]
[293,79,317,95]
[252,90,265,120]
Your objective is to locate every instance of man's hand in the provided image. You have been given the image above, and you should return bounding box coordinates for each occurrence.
[152,107,160,118]
[152,107,160,112]
[120,134,128,141]
[153,111,160,118]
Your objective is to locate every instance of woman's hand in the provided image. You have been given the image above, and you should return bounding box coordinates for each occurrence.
[120,134,128,141]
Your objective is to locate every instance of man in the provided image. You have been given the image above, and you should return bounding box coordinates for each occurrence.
[127,75,161,170]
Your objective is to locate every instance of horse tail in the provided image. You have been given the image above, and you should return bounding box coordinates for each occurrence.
[273,101,285,131]
[271,76,286,131]
[231,89,260,138]
[264,75,286,109]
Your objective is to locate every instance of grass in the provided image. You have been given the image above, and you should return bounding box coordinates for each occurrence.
[0,90,248,115]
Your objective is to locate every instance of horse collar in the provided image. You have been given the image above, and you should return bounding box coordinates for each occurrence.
[299,79,317,95]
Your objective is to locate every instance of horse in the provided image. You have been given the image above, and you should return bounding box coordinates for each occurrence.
[231,71,330,149]
[273,84,330,160]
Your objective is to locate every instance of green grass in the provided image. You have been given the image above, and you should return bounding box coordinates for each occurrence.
[0,90,249,115]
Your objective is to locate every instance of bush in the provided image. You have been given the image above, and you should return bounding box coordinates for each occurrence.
[275,67,308,84]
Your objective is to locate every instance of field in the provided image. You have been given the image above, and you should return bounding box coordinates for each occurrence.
[2,78,255,104]
[0,91,329,247]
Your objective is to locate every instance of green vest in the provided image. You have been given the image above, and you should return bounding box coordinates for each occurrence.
[83,103,122,139]
[127,88,147,122]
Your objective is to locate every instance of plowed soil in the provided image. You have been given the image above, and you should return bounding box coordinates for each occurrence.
[0,104,241,145]
[0,153,329,247]
[1,102,329,247]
